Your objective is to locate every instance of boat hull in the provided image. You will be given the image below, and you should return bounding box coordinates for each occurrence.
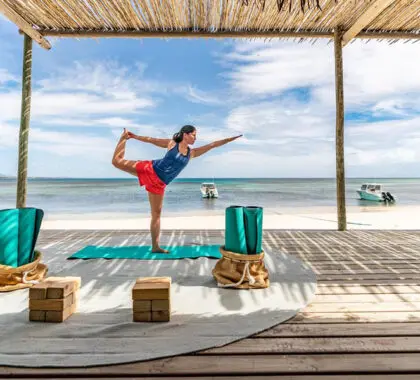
[357,190,383,202]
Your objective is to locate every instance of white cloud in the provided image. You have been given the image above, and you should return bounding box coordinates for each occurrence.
[0,90,154,123]
[29,128,114,158]
[0,68,18,84]
[0,60,159,128]
[173,84,227,106]
[0,123,19,147]
[216,39,420,176]
[371,96,420,117]
[0,123,115,161]
[226,99,334,140]
[193,148,336,178]
[41,116,157,130]
[343,42,420,104]
[0,60,169,177]
[37,61,152,96]
[224,40,420,110]
[224,41,332,96]
[346,117,420,166]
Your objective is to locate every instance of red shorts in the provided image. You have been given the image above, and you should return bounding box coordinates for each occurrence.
[135,161,166,195]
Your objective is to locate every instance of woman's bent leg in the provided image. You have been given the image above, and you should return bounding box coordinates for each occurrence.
[148,191,168,253]
[112,129,138,176]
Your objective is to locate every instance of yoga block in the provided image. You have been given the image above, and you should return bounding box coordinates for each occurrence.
[29,277,81,300]
[132,277,171,322]
[28,278,80,323]
[29,291,79,322]
[29,292,74,311]
[45,302,77,323]
[29,310,46,322]
[133,300,152,312]
[136,277,171,285]
[152,310,170,322]
[43,276,81,290]
[29,283,49,300]
[46,281,77,299]
[132,277,171,300]
[133,311,152,322]
[152,299,170,311]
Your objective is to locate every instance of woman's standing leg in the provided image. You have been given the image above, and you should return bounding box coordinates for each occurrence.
[148,192,169,253]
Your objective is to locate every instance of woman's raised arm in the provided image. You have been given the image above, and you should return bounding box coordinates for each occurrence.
[128,132,171,148]
[191,135,242,159]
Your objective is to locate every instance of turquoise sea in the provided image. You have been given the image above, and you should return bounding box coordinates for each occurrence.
[1,178,420,219]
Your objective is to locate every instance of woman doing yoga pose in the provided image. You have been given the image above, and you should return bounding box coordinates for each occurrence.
[112,125,242,253]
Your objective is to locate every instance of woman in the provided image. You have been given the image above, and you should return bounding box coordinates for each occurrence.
[112,125,242,253]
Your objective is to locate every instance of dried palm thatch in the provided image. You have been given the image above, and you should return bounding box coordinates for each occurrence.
[0,0,419,49]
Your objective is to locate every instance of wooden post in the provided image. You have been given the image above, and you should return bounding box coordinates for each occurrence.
[16,34,33,208]
[334,28,347,231]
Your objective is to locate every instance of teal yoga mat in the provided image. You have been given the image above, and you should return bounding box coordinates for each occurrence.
[0,209,19,267]
[225,205,247,254]
[18,208,44,266]
[243,206,263,255]
[68,244,223,260]
[0,208,44,267]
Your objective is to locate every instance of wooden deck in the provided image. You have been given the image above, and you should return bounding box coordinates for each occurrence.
[2,229,420,379]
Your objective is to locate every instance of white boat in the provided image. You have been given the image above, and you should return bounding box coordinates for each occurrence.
[201,182,218,198]
[357,183,395,203]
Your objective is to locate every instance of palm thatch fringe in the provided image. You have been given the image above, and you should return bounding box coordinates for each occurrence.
[1,0,418,37]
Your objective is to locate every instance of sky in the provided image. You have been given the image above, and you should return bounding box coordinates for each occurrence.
[0,16,419,179]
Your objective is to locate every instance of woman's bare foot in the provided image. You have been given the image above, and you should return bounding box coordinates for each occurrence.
[152,246,170,253]
[121,128,131,140]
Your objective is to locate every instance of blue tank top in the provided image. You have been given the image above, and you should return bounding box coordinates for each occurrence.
[152,143,191,184]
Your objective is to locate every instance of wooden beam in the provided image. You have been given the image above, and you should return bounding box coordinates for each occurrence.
[38,29,420,40]
[342,0,394,46]
[0,2,51,50]
[16,34,33,209]
[40,30,332,39]
[359,31,420,40]
[334,28,347,232]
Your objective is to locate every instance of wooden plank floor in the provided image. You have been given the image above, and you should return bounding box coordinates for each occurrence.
[2,229,420,379]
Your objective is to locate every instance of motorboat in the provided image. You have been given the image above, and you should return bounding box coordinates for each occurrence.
[357,183,395,203]
[201,182,218,198]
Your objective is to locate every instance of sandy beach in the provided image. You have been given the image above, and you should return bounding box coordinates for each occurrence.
[40,205,420,230]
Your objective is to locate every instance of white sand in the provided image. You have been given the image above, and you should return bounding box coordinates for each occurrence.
[41,205,420,230]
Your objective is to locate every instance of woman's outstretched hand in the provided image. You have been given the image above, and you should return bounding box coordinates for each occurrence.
[227,134,243,142]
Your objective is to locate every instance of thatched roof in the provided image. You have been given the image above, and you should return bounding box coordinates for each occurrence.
[1,0,420,49]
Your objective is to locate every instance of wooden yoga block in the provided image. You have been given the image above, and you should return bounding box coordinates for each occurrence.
[29,310,46,322]
[133,300,152,313]
[136,277,171,285]
[29,292,74,311]
[29,283,49,300]
[46,302,78,323]
[152,310,170,322]
[132,277,171,300]
[29,276,81,300]
[132,277,171,322]
[133,311,152,322]
[43,276,82,290]
[152,299,170,311]
[29,276,81,323]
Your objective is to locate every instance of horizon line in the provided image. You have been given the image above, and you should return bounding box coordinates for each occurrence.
[1,176,420,180]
